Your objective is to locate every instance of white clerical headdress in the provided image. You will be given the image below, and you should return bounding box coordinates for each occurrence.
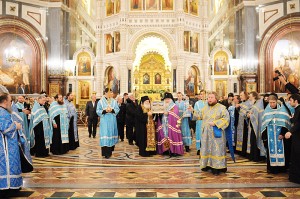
[0,85,9,95]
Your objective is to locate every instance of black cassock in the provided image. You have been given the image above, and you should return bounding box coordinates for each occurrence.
[68,116,79,150]
[30,122,49,157]
[135,106,156,157]
[289,105,300,184]
[248,122,265,162]
[50,115,69,155]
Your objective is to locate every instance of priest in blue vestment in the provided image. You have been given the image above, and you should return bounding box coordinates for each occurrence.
[236,91,251,156]
[15,95,30,141]
[29,95,53,157]
[64,92,79,150]
[261,95,292,174]
[49,94,69,155]
[193,90,206,155]
[175,92,192,152]
[0,86,23,192]
[96,88,120,159]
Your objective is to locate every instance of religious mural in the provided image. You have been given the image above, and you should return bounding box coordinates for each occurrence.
[145,0,158,10]
[189,0,198,15]
[77,52,91,76]
[106,0,114,16]
[184,31,190,52]
[131,0,143,11]
[116,0,121,13]
[105,34,113,54]
[0,33,33,94]
[215,80,227,99]
[273,32,300,93]
[184,0,188,13]
[79,81,90,99]
[115,32,121,52]
[214,51,228,75]
[49,83,60,97]
[105,67,119,97]
[155,73,161,84]
[143,73,150,84]
[162,0,173,10]
[190,33,199,53]
[184,66,198,96]
[246,82,257,93]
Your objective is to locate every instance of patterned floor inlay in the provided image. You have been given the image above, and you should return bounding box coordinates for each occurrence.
[3,127,299,198]
[219,191,244,198]
[260,191,287,197]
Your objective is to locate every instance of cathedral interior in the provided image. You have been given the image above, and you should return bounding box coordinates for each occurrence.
[1,0,300,198]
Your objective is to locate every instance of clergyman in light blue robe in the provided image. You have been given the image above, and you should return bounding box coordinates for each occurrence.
[176,97,192,152]
[194,99,206,153]
[15,96,30,141]
[29,99,53,157]
[261,99,291,174]
[96,89,120,159]
[49,97,69,155]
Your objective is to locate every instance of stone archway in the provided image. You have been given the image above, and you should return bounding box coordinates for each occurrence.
[0,17,47,93]
[259,16,300,92]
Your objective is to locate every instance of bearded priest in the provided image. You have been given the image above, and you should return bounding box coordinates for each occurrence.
[156,92,184,156]
[135,96,156,157]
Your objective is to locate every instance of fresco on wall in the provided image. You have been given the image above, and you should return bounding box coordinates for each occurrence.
[214,51,228,75]
[184,31,190,52]
[106,67,119,97]
[184,0,188,13]
[190,0,198,15]
[184,66,198,96]
[79,81,90,99]
[145,0,158,10]
[0,33,33,94]
[116,0,121,13]
[105,34,113,54]
[162,0,173,10]
[115,32,120,52]
[77,52,91,76]
[273,32,300,93]
[190,33,199,53]
[131,0,143,11]
[215,80,227,99]
[106,0,114,16]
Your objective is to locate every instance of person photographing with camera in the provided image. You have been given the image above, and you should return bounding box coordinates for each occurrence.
[274,70,299,94]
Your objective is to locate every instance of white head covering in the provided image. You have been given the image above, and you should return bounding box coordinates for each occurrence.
[0,85,9,95]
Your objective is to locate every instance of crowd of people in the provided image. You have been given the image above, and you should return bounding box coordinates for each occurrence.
[1,76,300,194]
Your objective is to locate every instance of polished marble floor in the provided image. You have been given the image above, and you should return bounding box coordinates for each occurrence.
[3,127,300,198]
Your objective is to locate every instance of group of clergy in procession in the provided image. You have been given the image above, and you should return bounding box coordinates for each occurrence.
[0,86,80,193]
[1,78,300,193]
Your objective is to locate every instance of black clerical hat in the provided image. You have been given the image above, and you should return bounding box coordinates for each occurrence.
[141,96,150,103]
[162,92,174,101]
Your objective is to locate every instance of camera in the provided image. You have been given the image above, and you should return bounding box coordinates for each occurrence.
[273,70,282,81]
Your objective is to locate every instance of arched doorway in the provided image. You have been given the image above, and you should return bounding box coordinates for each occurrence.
[259,16,300,92]
[132,36,172,99]
[0,17,46,93]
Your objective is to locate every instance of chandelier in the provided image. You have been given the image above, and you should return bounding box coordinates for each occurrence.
[281,41,299,61]
[5,46,24,63]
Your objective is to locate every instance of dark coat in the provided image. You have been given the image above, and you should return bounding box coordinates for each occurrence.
[116,102,126,124]
[289,105,300,183]
[126,99,138,124]
[85,101,98,119]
